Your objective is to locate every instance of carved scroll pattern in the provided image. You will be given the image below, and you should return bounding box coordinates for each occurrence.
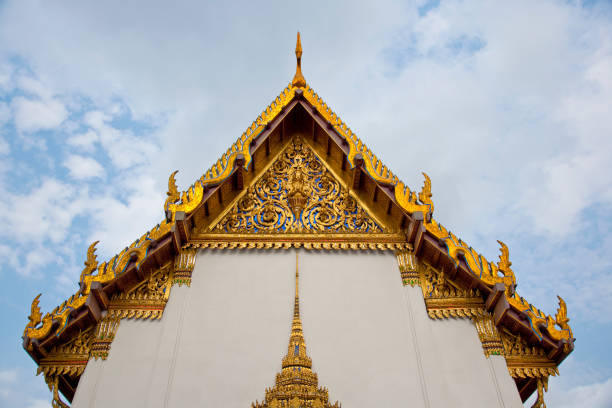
[107,263,172,320]
[419,262,485,319]
[174,249,196,287]
[214,138,383,234]
[38,330,92,379]
[501,330,559,408]
[417,262,508,359]
[396,249,418,286]
[473,314,504,357]
[89,264,172,361]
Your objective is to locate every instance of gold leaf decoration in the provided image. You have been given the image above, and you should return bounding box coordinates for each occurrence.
[419,263,485,319]
[214,137,383,234]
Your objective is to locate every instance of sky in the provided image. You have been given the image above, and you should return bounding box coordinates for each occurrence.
[0,0,610,406]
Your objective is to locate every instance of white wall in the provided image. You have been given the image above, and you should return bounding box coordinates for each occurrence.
[72,250,522,408]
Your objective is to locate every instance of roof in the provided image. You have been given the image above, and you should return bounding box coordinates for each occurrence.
[23,33,573,404]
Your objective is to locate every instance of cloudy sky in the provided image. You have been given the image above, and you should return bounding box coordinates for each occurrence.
[0,1,610,406]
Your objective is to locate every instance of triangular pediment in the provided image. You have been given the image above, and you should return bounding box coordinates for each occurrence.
[211,137,385,235]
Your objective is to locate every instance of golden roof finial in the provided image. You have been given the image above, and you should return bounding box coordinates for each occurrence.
[291,31,306,88]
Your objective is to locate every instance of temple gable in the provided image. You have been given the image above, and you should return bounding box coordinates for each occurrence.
[212,137,384,235]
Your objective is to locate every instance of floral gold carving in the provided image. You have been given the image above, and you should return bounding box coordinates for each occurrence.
[396,249,418,286]
[251,254,340,408]
[188,240,408,251]
[174,249,197,287]
[419,263,485,319]
[214,137,383,235]
[89,265,172,360]
[91,317,120,360]
[502,331,559,379]
[473,314,504,357]
[107,265,172,320]
[501,330,558,408]
[38,330,92,380]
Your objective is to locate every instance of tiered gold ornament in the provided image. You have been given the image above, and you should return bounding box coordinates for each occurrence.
[251,254,340,408]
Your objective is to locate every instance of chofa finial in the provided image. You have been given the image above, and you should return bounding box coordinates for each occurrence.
[292,32,306,88]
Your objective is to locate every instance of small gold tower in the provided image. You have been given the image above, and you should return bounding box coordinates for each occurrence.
[251,253,340,408]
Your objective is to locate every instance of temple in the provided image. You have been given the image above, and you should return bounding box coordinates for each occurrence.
[22,33,573,408]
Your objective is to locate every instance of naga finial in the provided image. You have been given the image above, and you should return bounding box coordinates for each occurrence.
[79,241,99,284]
[497,240,512,270]
[25,294,42,334]
[165,170,181,210]
[418,172,434,216]
[555,295,570,331]
[291,32,306,88]
[496,240,516,292]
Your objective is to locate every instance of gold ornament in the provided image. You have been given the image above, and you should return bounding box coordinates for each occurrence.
[164,170,181,211]
[174,249,197,287]
[188,240,408,251]
[107,264,172,320]
[79,241,99,284]
[90,317,120,360]
[419,262,485,319]
[214,138,383,235]
[251,253,340,408]
[531,376,549,408]
[38,330,92,379]
[396,249,418,286]
[291,32,306,88]
[501,331,559,379]
[45,375,70,408]
[472,314,504,357]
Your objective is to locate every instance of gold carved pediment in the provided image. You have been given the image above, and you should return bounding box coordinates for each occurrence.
[211,137,387,236]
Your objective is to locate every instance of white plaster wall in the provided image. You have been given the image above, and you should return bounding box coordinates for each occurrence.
[73,250,522,408]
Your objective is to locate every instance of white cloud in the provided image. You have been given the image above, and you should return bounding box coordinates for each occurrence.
[0,101,9,125]
[24,399,50,408]
[17,76,53,99]
[66,129,99,151]
[0,369,17,383]
[0,61,12,93]
[11,96,68,133]
[86,172,163,257]
[0,178,81,246]
[0,136,8,155]
[546,376,612,408]
[82,110,158,169]
[64,154,105,180]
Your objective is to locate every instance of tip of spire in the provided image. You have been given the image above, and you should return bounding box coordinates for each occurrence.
[295,32,302,58]
[292,31,306,88]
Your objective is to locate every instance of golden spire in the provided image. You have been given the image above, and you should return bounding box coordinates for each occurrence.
[285,251,308,370]
[251,252,341,408]
[291,31,307,88]
[294,252,300,319]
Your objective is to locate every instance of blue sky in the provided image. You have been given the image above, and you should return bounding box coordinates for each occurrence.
[0,1,611,406]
